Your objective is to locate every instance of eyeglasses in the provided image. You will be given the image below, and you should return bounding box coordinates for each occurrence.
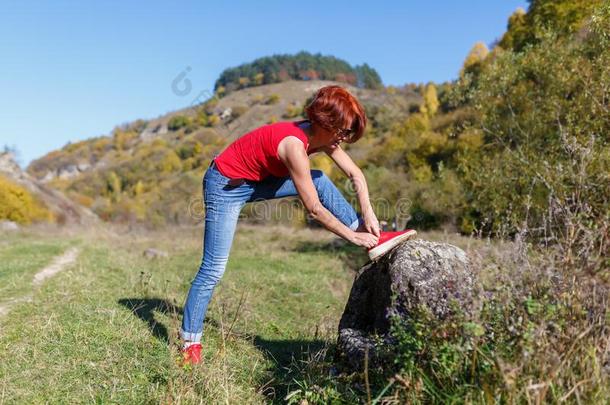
[334,127,355,142]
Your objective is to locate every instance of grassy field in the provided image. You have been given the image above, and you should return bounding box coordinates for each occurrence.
[0,223,391,403]
[1,223,606,404]
[0,233,77,304]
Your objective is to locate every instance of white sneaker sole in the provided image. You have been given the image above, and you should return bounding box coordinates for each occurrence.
[368,230,417,261]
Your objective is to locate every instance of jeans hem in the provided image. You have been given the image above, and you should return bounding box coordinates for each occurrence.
[180,328,203,342]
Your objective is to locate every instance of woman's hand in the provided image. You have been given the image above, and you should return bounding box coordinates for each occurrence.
[362,211,381,238]
[349,231,379,249]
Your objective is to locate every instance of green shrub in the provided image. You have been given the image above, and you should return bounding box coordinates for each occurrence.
[283,103,303,118]
[266,94,280,105]
[167,115,191,131]
[206,114,220,127]
[456,3,610,265]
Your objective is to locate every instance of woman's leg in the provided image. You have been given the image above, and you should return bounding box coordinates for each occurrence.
[247,169,363,231]
[180,174,250,343]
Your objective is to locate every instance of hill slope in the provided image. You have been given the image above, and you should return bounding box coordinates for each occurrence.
[1,152,98,225]
[26,79,421,226]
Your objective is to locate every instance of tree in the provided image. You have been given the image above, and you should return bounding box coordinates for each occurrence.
[498,7,528,50]
[106,171,122,202]
[238,77,250,88]
[133,180,145,196]
[168,115,191,131]
[214,51,383,94]
[0,175,51,223]
[460,42,489,78]
[422,83,440,117]
[253,72,264,85]
[498,0,604,52]
[457,2,610,250]
[355,63,383,89]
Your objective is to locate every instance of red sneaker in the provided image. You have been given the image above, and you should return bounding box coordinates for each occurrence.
[181,343,202,365]
[367,229,417,261]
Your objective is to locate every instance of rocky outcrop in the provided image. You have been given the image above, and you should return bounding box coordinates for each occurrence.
[0,151,23,180]
[139,123,168,141]
[39,162,94,183]
[336,239,474,370]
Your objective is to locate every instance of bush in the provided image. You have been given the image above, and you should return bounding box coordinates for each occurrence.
[231,105,248,119]
[168,115,191,131]
[157,150,182,173]
[266,94,280,105]
[387,263,609,402]
[455,4,610,274]
[283,103,303,119]
[206,114,221,127]
[0,176,52,224]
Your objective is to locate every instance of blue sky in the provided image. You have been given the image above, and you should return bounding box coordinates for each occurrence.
[0,0,527,168]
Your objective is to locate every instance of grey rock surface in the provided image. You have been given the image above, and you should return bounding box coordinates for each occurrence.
[0,220,20,231]
[336,239,474,370]
[143,248,169,259]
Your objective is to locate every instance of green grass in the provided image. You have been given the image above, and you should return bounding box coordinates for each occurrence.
[0,233,76,302]
[0,224,365,403]
[1,225,606,404]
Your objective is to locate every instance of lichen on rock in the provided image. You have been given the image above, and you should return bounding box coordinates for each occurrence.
[336,239,475,370]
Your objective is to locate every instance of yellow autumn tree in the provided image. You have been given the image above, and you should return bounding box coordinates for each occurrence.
[0,175,52,224]
[498,7,527,50]
[207,114,221,127]
[253,72,264,86]
[158,150,182,173]
[106,171,122,202]
[215,85,226,97]
[133,180,145,196]
[238,77,250,88]
[460,41,489,78]
[421,83,439,117]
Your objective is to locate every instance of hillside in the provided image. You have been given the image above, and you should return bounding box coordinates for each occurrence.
[0,151,98,225]
[26,79,422,226]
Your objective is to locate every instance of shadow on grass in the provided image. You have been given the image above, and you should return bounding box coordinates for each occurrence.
[118,297,183,343]
[118,297,222,344]
[118,297,339,401]
[292,240,369,270]
[253,336,330,402]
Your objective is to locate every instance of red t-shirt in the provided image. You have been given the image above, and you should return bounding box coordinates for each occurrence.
[214,119,313,181]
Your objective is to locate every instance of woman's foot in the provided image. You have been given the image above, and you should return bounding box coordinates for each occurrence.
[367,229,417,261]
[181,342,202,365]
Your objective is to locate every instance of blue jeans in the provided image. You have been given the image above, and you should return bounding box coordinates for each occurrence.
[180,160,363,342]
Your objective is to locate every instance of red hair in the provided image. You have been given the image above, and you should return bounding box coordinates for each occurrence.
[304,85,367,143]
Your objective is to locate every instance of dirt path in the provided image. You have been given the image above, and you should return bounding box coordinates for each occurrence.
[0,247,80,318]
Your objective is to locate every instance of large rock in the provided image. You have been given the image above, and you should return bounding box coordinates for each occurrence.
[336,239,474,370]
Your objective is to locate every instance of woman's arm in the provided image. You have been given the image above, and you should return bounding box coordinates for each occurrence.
[323,145,380,236]
[277,137,378,248]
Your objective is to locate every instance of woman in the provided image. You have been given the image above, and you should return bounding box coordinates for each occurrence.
[181,85,416,364]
